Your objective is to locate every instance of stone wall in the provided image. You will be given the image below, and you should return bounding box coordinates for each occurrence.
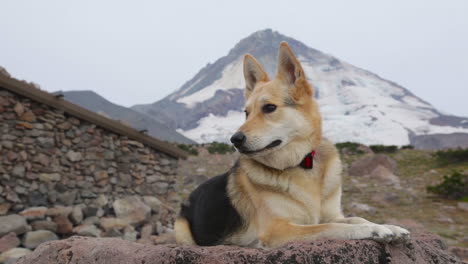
[0,88,182,222]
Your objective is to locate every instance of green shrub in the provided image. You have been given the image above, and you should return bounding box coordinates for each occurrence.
[177,144,199,156]
[207,142,235,154]
[335,142,364,154]
[433,148,468,165]
[401,145,414,149]
[369,144,398,153]
[427,171,468,201]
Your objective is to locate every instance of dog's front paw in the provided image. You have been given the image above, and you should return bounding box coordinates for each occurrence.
[367,225,396,243]
[382,225,411,243]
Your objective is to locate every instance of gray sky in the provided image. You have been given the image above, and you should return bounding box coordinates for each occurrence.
[1,0,467,116]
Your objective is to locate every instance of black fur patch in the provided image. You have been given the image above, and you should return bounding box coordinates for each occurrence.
[179,165,243,246]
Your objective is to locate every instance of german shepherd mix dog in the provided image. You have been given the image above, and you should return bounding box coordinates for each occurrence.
[175,42,410,248]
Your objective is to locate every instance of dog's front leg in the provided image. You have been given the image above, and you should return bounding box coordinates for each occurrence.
[257,218,409,248]
[331,217,410,243]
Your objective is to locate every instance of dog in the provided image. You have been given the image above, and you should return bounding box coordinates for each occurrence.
[174,42,410,248]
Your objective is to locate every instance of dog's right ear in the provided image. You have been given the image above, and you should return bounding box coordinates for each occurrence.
[243,54,269,99]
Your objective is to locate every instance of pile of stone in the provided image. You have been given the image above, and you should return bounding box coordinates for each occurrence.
[0,195,176,264]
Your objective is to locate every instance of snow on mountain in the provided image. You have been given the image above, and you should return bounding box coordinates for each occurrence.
[133,29,468,149]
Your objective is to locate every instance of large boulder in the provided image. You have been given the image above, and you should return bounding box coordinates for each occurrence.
[16,226,462,264]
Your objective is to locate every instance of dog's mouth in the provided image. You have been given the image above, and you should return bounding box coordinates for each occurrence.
[238,140,282,155]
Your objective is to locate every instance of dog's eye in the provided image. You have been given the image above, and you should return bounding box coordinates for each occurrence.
[262,104,277,114]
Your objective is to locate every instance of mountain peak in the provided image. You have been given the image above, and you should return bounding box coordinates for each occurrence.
[228,29,312,59]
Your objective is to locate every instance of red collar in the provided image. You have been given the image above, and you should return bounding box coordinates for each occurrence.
[299,150,316,169]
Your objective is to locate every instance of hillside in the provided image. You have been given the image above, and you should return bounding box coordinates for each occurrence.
[61,90,195,144]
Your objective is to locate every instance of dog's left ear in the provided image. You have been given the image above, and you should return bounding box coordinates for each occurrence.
[277,42,312,100]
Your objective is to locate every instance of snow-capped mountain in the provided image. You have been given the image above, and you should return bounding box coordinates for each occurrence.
[133,29,468,149]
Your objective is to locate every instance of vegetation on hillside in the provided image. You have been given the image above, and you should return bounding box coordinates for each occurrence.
[427,171,468,201]
[369,144,398,153]
[207,142,235,154]
[335,142,364,154]
[177,144,199,156]
[434,148,468,165]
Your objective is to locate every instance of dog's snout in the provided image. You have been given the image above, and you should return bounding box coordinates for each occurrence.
[230,132,246,147]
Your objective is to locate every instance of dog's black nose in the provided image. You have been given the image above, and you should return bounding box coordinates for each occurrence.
[230,132,246,147]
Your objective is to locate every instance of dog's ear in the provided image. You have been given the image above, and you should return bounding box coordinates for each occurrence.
[243,54,269,98]
[277,42,312,100]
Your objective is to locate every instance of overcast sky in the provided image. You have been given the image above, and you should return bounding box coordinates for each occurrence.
[1,0,467,116]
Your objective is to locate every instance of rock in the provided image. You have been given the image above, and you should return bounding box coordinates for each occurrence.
[72,224,101,237]
[370,165,401,187]
[5,191,20,203]
[82,206,98,218]
[348,202,376,214]
[83,217,100,226]
[16,226,462,264]
[0,248,32,264]
[70,206,84,225]
[457,202,468,212]
[11,165,25,177]
[349,154,398,176]
[56,121,72,130]
[123,226,138,242]
[19,207,47,220]
[140,224,153,239]
[142,196,162,213]
[150,233,176,245]
[0,215,29,236]
[22,230,58,249]
[56,190,77,206]
[34,153,50,166]
[80,190,97,199]
[94,195,108,208]
[94,171,108,181]
[436,215,454,224]
[27,191,48,207]
[13,103,25,116]
[36,137,54,148]
[371,192,400,206]
[46,206,72,217]
[54,215,73,235]
[30,221,57,233]
[20,111,36,122]
[0,233,20,254]
[449,246,468,262]
[113,196,151,225]
[66,150,82,162]
[99,218,129,231]
[16,121,34,129]
[39,173,61,182]
[0,203,12,215]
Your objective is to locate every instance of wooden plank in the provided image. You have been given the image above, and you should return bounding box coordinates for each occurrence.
[0,75,188,159]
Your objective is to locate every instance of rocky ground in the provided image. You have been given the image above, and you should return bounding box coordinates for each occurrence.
[14,223,462,264]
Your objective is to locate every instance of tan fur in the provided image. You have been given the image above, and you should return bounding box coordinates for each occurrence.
[175,42,410,248]
[174,218,196,245]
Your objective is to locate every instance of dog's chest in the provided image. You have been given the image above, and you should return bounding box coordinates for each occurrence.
[264,168,323,224]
